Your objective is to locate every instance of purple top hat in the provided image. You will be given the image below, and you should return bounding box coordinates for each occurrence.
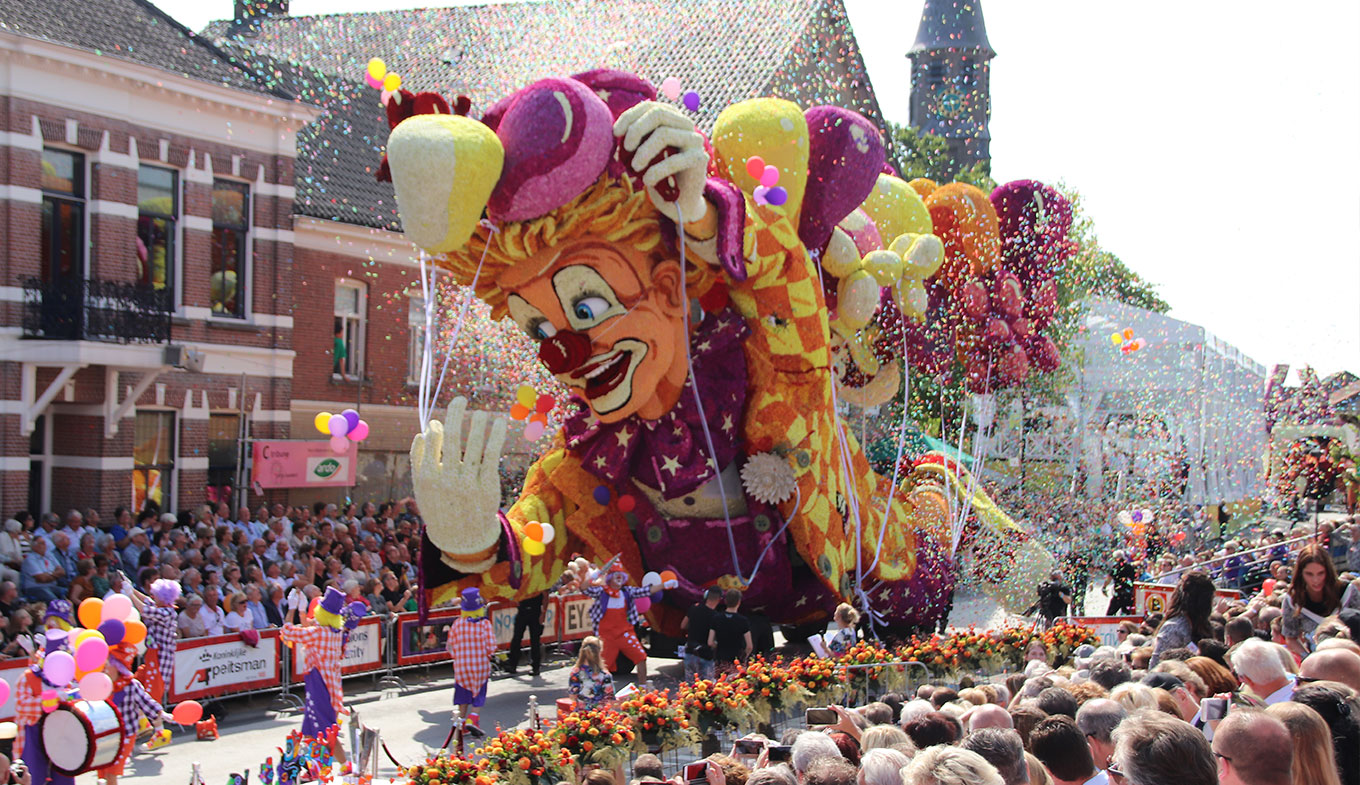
[319,586,345,617]
[459,587,484,613]
[44,599,72,625]
[43,628,68,656]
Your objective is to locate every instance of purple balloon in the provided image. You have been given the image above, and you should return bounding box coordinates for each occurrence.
[328,414,350,437]
[97,618,125,646]
[341,409,361,432]
[766,186,788,206]
[592,485,611,506]
[682,90,700,111]
[797,106,886,252]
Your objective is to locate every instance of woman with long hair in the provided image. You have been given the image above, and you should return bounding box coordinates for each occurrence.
[1281,544,1360,658]
[827,603,860,656]
[1150,570,1216,666]
[567,636,615,710]
[1292,682,1360,785]
[1266,701,1342,785]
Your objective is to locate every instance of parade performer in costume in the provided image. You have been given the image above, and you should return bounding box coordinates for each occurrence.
[131,579,180,701]
[16,632,72,785]
[100,643,172,785]
[446,587,495,737]
[390,71,1055,636]
[580,564,651,686]
[279,587,347,738]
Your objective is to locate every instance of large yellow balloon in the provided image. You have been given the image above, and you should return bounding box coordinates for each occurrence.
[388,114,505,254]
[711,98,809,219]
[314,412,332,435]
[860,174,933,242]
[821,228,862,278]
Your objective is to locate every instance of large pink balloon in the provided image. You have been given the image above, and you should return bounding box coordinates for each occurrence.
[43,651,75,686]
[79,672,113,702]
[330,435,350,454]
[75,638,109,672]
[349,420,370,442]
[632,596,652,614]
[101,593,132,622]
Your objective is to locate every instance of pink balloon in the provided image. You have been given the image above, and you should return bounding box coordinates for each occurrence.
[101,593,132,622]
[75,638,109,672]
[660,76,682,101]
[78,672,112,702]
[349,420,370,442]
[327,414,350,438]
[43,651,75,686]
[0,679,9,706]
[330,435,350,454]
[760,165,780,188]
[753,185,770,206]
[632,596,651,614]
[523,421,546,442]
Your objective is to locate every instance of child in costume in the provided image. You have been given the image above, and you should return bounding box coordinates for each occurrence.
[279,586,347,738]
[131,578,180,701]
[580,565,651,686]
[100,642,173,785]
[446,587,495,737]
[16,631,73,785]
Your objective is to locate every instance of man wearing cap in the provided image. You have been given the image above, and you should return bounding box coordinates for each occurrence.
[280,586,348,738]
[131,578,180,702]
[16,631,74,785]
[447,587,496,736]
[582,564,651,687]
[99,643,172,785]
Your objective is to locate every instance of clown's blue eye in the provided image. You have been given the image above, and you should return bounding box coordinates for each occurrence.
[572,296,610,322]
[532,320,557,340]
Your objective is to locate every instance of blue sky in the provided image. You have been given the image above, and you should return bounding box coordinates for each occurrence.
[156,0,1360,379]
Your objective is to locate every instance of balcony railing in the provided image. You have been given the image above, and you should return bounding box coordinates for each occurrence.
[22,276,172,344]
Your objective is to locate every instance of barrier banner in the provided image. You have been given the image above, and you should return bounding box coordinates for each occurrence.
[171,630,280,702]
[395,608,459,666]
[1135,582,1240,617]
[292,617,383,677]
[0,659,28,721]
[489,601,561,651]
[252,440,357,489]
[557,594,594,642]
[1063,616,1144,647]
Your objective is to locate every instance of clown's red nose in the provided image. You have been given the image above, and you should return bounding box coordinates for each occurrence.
[538,330,593,375]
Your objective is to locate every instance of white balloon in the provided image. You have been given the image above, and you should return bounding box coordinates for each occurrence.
[539,523,556,544]
[641,571,662,588]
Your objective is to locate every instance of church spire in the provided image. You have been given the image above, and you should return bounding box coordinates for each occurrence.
[910,0,994,58]
[907,0,995,171]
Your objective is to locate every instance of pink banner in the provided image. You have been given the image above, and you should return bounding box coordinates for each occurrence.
[252,440,357,489]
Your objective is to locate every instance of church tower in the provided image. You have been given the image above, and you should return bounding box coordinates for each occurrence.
[908,0,995,170]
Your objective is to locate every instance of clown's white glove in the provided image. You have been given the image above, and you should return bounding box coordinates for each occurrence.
[614,101,709,225]
[410,396,508,572]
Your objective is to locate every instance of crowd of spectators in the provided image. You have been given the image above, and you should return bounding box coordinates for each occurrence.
[0,500,425,654]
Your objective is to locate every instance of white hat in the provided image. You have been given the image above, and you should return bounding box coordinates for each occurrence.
[160,513,178,524]
[128,527,146,537]
[4,519,20,533]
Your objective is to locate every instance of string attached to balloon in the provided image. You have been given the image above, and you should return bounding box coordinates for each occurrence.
[314,408,371,454]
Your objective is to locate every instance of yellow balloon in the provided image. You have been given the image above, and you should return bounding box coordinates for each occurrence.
[382,73,402,92]
[821,228,862,278]
[388,115,506,254]
[522,537,546,556]
[712,98,809,219]
[515,385,536,409]
[314,412,333,435]
[860,174,933,242]
[892,234,945,280]
[861,250,904,287]
[367,58,386,81]
[836,270,880,331]
[895,282,929,322]
[1110,332,1123,346]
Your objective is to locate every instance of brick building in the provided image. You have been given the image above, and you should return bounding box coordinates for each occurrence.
[2,0,889,516]
[0,0,317,516]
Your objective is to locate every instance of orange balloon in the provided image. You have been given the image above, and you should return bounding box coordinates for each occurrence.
[658,570,677,584]
[123,620,147,645]
[522,521,544,542]
[172,700,203,725]
[923,182,1000,280]
[77,598,103,630]
[509,403,531,421]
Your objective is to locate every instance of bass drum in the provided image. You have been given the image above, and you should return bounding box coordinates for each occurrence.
[40,700,123,775]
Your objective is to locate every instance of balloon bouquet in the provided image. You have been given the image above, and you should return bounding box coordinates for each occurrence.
[315,408,373,454]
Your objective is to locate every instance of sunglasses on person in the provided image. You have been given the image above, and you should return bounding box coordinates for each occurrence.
[1106,761,1127,783]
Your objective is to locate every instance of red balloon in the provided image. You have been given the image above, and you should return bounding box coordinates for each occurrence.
[983,317,1012,347]
[1029,335,1061,373]
[1262,579,1277,596]
[172,700,203,725]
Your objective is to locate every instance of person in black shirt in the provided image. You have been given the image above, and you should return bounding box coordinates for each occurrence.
[1104,550,1138,615]
[507,592,546,676]
[707,589,752,670]
[1036,570,1073,629]
[682,586,723,681]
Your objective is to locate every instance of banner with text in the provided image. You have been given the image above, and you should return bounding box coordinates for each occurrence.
[556,594,594,642]
[292,617,383,677]
[252,440,357,489]
[171,631,281,702]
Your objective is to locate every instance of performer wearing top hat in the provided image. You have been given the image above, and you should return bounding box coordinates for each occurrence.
[131,578,181,702]
[581,565,651,687]
[280,586,348,738]
[99,643,172,785]
[16,631,73,785]
[446,587,495,737]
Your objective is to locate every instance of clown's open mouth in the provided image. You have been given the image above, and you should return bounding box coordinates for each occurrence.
[574,349,633,401]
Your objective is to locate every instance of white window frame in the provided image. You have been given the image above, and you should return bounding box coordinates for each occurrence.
[406,290,427,385]
[333,279,366,381]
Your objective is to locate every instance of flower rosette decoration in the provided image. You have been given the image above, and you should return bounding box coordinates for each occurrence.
[401,754,495,785]
[475,728,571,785]
[732,656,811,720]
[790,655,839,706]
[1039,621,1098,664]
[677,675,757,733]
[617,690,699,754]
[551,708,636,770]
[837,641,900,695]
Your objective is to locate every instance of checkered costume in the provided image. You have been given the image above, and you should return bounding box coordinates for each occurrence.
[281,623,345,736]
[13,669,42,758]
[447,617,495,697]
[138,604,178,699]
[101,678,163,777]
[582,584,651,628]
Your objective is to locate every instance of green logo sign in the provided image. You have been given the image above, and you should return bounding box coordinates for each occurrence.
[313,458,341,478]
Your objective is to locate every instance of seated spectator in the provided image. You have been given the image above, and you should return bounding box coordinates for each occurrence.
[959,728,1027,785]
[223,592,251,632]
[1298,647,1360,693]
[20,537,63,601]
[1230,639,1294,705]
[1109,709,1216,785]
[903,746,1003,785]
[67,558,94,604]
[1211,710,1292,785]
[904,712,962,749]
[178,594,208,638]
[1029,716,1101,785]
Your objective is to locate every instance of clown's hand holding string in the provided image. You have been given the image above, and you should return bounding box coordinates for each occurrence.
[410,103,716,574]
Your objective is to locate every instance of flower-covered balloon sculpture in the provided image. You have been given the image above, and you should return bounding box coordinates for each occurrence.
[388,70,1057,633]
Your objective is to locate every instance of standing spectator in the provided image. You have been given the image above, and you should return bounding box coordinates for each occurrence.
[1149,571,1214,666]
[683,586,722,681]
[827,603,859,656]
[1211,710,1293,785]
[1036,571,1073,630]
[1103,551,1137,616]
[1075,699,1125,771]
[960,728,1028,785]
[505,592,545,676]
[20,537,63,602]
[567,636,615,711]
[709,589,753,668]
[1280,544,1360,658]
[0,520,24,585]
[1109,710,1216,785]
[1265,702,1341,785]
[903,747,1003,785]
[1030,717,1104,785]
